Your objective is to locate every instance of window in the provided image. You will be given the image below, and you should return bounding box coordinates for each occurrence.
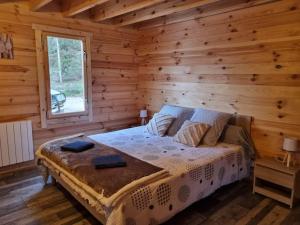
[46,34,86,115]
[33,25,92,128]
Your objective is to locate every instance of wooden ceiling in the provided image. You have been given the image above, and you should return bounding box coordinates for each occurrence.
[27,0,277,29]
[27,0,223,27]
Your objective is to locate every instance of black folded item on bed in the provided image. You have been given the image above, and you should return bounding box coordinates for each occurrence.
[61,141,95,152]
[92,155,127,169]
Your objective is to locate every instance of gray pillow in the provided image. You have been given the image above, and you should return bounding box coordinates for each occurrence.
[190,108,231,146]
[221,125,256,160]
[159,104,194,136]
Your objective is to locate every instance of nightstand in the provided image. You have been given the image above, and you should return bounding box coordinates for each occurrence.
[253,158,300,208]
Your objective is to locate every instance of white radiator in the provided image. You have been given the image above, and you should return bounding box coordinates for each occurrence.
[0,120,34,167]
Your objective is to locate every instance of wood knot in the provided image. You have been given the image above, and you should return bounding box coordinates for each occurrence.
[275,65,282,69]
[291,74,299,79]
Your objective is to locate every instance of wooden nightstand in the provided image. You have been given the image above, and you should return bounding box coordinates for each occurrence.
[253,158,300,208]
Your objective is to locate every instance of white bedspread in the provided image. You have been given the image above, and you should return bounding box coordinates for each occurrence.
[89,126,249,225]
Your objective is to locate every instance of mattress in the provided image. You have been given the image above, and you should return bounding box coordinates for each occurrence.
[88,126,249,225]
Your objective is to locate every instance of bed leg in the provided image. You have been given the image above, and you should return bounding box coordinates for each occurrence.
[41,167,49,185]
[51,176,57,185]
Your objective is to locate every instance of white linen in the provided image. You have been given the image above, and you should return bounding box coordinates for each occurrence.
[89,126,249,225]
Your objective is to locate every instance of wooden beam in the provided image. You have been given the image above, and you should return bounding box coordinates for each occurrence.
[30,0,54,11]
[93,0,165,22]
[136,0,277,29]
[112,0,220,26]
[63,0,110,17]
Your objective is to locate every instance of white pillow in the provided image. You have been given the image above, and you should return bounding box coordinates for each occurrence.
[146,113,175,136]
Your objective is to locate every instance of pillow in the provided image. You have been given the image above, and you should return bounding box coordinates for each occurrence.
[190,108,231,146]
[221,125,256,160]
[174,120,210,147]
[146,113,175,136]
[159,104,194,136]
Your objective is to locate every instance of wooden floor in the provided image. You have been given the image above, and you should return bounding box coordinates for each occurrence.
[0,168,299,225]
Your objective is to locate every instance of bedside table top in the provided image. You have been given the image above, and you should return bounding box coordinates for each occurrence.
[255,158,300,175]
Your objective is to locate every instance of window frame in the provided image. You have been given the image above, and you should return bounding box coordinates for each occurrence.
[43,32,88,119]
[33,24,93,128]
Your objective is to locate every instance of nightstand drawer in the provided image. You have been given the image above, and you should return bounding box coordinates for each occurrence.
[255,165,294,188]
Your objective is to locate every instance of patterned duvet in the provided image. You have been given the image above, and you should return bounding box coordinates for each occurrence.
[88,126,250,225]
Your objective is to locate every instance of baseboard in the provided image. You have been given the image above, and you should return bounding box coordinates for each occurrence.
[0,160,35,175]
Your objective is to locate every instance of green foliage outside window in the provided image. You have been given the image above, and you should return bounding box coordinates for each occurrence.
[47,36,84,97]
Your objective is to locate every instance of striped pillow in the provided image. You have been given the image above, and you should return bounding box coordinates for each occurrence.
[146,113,175,136]
[173,120,210,147]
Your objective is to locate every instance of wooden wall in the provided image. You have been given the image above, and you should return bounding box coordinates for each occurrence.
[136,0,300,159]
[0,2,139,148]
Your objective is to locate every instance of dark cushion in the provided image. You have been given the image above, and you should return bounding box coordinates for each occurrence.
[61,141,94,152]
[92,155,127,169]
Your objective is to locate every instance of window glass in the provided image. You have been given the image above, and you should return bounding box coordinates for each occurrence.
[47,36,85,114]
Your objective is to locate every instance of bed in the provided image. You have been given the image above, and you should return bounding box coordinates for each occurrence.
[36,116,253,225]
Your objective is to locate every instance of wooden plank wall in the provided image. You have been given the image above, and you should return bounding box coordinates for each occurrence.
[136,0,300,159]
[0,2,139,148]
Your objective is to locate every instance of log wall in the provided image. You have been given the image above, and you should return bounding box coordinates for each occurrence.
[136,0,300,159]
[0,2,139,148]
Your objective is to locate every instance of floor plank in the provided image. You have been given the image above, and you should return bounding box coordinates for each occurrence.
[0,168,298,225]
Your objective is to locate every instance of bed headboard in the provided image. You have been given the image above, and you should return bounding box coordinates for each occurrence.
[228,115,253,135]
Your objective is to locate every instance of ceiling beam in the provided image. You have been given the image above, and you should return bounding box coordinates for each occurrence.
[30,0,54,11]
[93,0,165,22]
[63,0,111,17]
[112,0,220,26]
